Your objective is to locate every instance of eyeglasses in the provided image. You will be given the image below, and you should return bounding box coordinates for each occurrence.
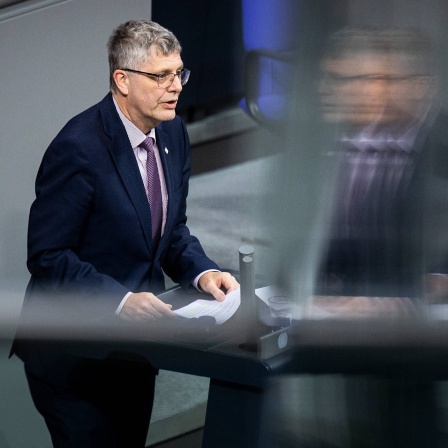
[322,72,421,86]
[121,68,191,88]
[322,73,389,85]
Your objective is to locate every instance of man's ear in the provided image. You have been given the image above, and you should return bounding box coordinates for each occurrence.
[113,70,130,96]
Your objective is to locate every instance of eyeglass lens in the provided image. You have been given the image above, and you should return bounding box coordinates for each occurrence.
[158,70,190,87]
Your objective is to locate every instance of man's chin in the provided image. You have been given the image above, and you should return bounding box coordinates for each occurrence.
[158,109,177,122]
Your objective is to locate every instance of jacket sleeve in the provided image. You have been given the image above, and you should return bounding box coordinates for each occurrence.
[27,133,129,315]
[160,118,220,287]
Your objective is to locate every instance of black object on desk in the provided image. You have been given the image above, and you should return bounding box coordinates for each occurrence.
[239,245,258,350]
[49,281,297,448]
[19,285,448,447]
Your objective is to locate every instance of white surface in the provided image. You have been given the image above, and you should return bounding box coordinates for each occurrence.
[174,288,241,324]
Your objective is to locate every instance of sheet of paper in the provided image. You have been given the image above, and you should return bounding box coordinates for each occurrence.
[173,288,241,324]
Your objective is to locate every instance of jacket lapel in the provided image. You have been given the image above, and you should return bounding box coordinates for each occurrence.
[100,94,154,254]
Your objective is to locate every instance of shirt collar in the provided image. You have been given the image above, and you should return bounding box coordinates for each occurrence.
[341,110,430,154]
[112,96,156,148]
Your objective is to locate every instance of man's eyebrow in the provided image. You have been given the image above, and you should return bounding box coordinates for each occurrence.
[155,64,184,74]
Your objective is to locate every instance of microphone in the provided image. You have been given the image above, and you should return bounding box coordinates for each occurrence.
[239,245,258,350]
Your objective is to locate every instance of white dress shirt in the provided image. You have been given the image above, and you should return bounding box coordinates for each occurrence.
[112,97,215,314]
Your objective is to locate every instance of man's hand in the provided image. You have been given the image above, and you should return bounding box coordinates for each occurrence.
[119,292,176,322]
[198,271,240,302]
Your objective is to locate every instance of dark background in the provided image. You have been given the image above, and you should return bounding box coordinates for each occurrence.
[152,0,246,123]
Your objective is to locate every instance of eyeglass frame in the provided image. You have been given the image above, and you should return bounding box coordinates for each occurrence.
[322,72,424,86]
[120,67,191,87]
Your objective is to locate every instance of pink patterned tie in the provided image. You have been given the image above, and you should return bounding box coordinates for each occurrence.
[140,137,162,242]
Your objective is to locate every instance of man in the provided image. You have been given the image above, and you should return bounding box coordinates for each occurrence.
[309,27,446,447]
[14,19,239,447]
[383,28,448,302]
[317,27,448,301]
[260,27,448,448]
[317,28,400,298]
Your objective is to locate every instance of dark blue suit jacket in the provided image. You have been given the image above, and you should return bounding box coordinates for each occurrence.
[22,93,219,321]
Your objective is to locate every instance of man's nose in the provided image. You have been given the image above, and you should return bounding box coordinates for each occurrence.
[169,74,183,92]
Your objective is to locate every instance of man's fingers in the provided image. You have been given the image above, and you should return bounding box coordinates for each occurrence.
[199,271,240,301]
[120,292,175,321]
[207,284,226,302]
[142,304,164,318]
[221,274,239,292]
[151,300,176,317]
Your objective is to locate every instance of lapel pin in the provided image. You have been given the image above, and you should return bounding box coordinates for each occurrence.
[165,147,169,154]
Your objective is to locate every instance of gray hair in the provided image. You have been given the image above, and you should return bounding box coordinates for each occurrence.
[323,27,388,61]
[107,19,182,92]
[380,28,433,77]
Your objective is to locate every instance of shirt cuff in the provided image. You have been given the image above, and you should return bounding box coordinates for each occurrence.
[115,291,133,316]
[193,269,220,291]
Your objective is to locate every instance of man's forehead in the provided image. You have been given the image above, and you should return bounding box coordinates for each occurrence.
[323,53,389,74]
[143,49,183,69]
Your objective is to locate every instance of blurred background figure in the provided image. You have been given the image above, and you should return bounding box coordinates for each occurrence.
[383,29,448,304]
[261,25,448,309]
[260,25,448,448]
[316,26,448,304]
[316,27,405,300]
